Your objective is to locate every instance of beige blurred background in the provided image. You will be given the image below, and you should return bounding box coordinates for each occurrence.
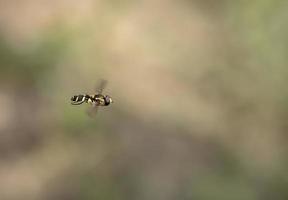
[0,0,287,200]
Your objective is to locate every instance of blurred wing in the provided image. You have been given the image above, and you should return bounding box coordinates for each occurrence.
[95,79,107,94]
[86,102,100,118]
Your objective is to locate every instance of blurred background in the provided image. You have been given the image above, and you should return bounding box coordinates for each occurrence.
[0,0,287,199]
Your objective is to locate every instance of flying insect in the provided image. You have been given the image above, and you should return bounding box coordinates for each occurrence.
[70,80,113,116]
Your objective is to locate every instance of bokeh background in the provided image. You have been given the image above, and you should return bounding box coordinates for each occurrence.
[0,1,287,200]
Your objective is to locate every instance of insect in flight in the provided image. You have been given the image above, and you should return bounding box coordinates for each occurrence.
[70,80,113,116]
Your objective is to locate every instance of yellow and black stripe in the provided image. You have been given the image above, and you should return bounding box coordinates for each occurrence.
[71,94,113,106]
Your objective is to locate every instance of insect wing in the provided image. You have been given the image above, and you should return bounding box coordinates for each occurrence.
[87,101,100,117]
[95,79,107,94]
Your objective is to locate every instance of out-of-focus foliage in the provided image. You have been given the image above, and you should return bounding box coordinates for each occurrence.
[0,0,287,200]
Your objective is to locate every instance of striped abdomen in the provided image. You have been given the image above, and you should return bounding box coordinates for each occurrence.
[71,94,91,105]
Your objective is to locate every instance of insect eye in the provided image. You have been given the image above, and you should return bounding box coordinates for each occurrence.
[104,96,110,105]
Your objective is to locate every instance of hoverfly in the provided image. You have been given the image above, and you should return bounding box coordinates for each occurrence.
[70,80,113,116]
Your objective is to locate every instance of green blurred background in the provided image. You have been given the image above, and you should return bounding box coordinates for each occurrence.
[0,1,287,200]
